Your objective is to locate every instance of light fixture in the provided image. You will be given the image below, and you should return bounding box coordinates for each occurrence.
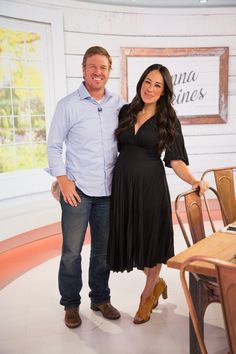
[199,0,208,3]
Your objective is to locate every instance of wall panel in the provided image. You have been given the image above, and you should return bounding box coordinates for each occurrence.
[65,32,236,56]
[63,7,236,36]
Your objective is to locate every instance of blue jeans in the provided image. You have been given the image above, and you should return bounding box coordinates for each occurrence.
[59,188,111,309]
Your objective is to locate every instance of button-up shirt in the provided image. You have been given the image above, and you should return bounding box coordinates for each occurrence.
[47,83,125,196]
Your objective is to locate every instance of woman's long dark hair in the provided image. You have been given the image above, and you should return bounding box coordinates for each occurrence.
[115,64,178,154]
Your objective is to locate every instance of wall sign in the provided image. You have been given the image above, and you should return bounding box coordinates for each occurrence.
[121,47,229,124]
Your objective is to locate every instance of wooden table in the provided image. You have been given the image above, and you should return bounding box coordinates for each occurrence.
[167,230,236,354]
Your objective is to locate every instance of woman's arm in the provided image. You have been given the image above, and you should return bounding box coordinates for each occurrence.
[170,160,209,194]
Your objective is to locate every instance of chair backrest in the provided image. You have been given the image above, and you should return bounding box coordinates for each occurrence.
[180,256,236,354]
[201,166,236,225]
[175,187,227,247]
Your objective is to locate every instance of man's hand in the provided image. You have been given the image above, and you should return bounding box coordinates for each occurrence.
[57,176,81,206]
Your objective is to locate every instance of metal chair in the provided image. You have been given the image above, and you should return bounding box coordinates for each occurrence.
[201,166,236,225]
[175,186,227,247]
[180,255,236,354]
[175,187,228,353]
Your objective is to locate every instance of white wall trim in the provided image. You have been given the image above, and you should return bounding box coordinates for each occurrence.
[9,0,236,14]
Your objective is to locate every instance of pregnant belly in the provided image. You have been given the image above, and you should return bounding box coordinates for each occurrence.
[116,144,163,176]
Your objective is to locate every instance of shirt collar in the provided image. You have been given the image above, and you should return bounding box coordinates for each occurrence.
[78,82,112,102]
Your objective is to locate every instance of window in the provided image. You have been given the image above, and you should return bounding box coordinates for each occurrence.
[0,23,47,172]
[0,2,66,199]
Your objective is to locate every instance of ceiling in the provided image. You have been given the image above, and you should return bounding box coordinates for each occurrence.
[80,0,236,8]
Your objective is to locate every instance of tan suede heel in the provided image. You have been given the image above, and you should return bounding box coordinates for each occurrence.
[152,278,168,309]
[133,294,155,325]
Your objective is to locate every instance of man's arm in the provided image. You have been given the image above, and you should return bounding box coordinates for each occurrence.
[47,101,80,206]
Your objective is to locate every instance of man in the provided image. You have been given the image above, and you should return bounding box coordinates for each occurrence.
[47,46,125,328]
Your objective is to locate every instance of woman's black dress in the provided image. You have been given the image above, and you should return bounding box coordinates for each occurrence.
[107,106,189,272]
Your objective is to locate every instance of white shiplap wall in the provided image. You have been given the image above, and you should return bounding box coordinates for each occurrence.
[61,0,236,196]
[1,0,236,238]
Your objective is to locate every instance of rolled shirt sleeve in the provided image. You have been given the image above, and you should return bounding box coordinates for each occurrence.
[47,100,69,177]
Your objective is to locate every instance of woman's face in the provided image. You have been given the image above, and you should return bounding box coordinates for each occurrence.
[140,69,164,105]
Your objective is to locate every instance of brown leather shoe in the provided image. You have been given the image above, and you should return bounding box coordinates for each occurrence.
[64,307,81,328]
[91,302,120,320]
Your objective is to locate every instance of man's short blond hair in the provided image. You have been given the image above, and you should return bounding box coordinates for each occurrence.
[82,46,112,69]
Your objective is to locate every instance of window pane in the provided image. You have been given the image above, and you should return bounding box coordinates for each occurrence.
[32,127,46,142]
[0,129,14,144]
[0,88,12,116]
[14,116,30,128]
[30,89,45,115]
[31,116,45,129]
[11,59,27,87]
[26,32,41,60]
[0,28,8,58]
[16,144,33,170]
[12,88,29,115]
[8,29,25,59]
[32,143,47,168]
[0,117,14,144]
[14,116,31,143]
[28,62,43,87]
[0,58,11,86]
[0,116,13,128]
[15,129,30,143]
[0,145,16,172]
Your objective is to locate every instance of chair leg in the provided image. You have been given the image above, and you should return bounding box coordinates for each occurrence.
[189,273,208,354]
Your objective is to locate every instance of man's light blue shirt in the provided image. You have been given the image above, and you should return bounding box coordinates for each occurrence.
[47,83,125,196]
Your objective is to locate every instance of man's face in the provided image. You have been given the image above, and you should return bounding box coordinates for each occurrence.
[82,54,111,94]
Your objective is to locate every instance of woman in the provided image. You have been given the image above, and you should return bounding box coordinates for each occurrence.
[107,64,208,324]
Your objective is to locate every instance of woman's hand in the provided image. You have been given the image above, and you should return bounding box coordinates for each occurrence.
[170,160,209,195]
[191,179,209,195]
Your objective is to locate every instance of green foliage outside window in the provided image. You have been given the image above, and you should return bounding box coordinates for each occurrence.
[0,27,47,173]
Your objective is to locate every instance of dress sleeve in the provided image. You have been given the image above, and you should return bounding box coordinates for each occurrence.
[163,119,189,168]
